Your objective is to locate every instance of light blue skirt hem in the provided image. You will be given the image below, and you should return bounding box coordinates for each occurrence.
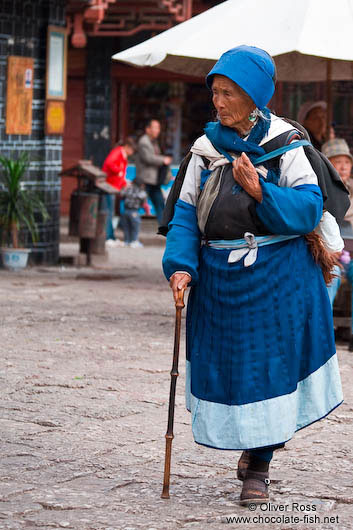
[185,356,343,450]
[188,401,343,451]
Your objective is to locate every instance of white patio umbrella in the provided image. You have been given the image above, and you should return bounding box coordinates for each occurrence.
[113,0,353,82]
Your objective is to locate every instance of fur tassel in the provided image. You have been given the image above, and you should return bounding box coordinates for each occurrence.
[304,231,341,285]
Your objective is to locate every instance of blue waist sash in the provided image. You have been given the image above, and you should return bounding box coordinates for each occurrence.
[206,232,300,265]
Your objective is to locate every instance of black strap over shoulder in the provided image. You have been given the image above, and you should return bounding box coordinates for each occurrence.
[260,128,304,170]
[158,152,192,236]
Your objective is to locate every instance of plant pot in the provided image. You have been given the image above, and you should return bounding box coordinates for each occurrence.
[0,248,31,271]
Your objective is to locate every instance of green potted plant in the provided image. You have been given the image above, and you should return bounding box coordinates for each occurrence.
[0,152,49,270]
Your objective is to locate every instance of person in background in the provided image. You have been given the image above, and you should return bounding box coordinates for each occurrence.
[120,178,150,248]
[322,138,353,348]
[135,119,172,224]
[297,100,331,151]
[102,137,136,247]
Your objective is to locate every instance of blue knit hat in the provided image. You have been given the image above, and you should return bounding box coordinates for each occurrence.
[206,45,276,109]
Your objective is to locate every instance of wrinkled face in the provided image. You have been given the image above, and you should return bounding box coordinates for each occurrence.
[211,75,255,130]
[146,120,161,139]
[330,155,353,183]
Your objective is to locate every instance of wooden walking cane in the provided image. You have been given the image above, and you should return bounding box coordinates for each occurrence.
[161,287,185,499]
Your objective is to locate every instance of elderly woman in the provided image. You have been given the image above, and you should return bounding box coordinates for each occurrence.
[162,45,343,504]
[297,100,328,150]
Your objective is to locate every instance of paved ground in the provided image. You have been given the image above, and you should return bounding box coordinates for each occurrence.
[1,228,353,530]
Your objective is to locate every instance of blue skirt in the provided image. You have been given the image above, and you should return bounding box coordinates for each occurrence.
[185,236,343,450]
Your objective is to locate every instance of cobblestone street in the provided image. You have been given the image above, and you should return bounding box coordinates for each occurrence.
[1,236,353,530]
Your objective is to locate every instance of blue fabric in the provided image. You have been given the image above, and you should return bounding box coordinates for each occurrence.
[345,260,353,284]
[162,199,201,284]
[256,183,323,235]
[200,169,212,190]
[216,139,311,166]
[186,237,336,407]
[208,234,299,249]
[206,45,275,109]
[204,109,270,160]
[185,356,343,450]
[345,262,353,333]
[327,265,342,307]
[253,139,311,165]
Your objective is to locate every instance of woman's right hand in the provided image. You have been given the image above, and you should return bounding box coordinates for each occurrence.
[169,272,191,303]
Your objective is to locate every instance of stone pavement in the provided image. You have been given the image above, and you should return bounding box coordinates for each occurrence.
[1,232,353,530]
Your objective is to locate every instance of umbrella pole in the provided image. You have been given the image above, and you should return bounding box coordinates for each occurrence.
[326,58,332,141]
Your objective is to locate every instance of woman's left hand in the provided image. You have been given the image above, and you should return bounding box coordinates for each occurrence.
[232,153,263,202]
